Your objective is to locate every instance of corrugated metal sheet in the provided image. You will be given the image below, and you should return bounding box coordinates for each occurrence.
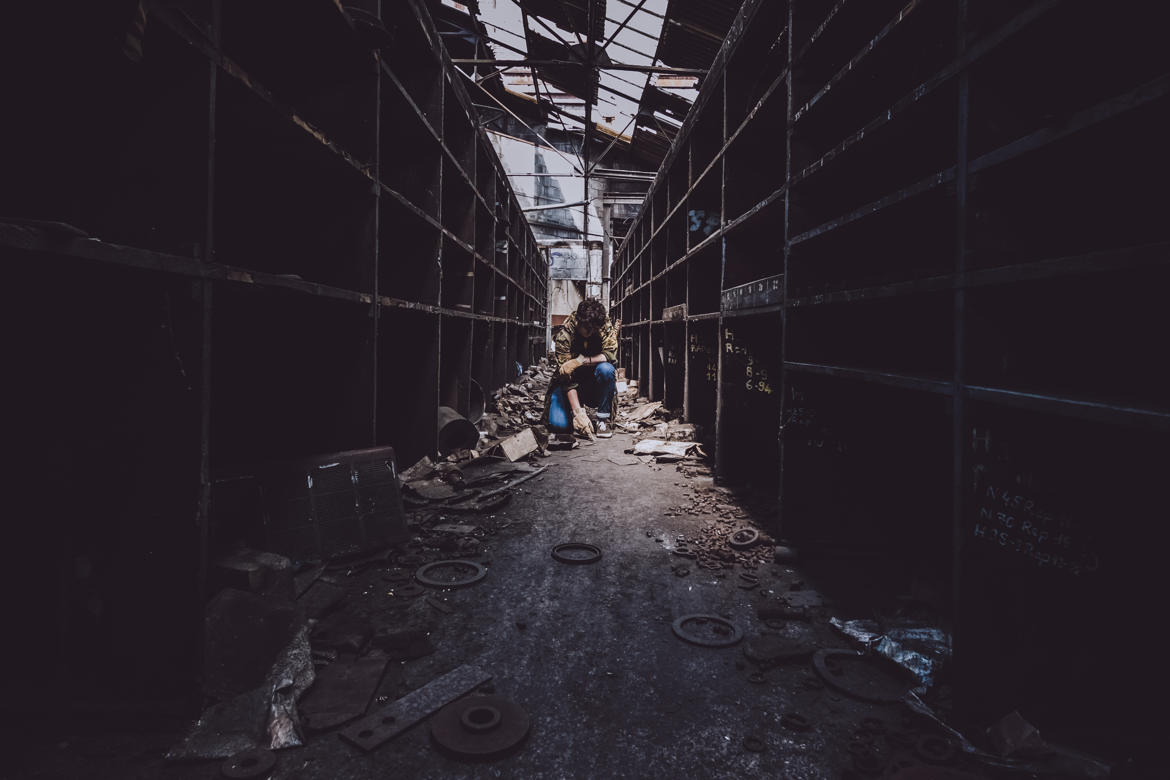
[516,0,606,42]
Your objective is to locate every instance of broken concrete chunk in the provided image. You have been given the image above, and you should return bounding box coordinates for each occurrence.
[498,428,539,462]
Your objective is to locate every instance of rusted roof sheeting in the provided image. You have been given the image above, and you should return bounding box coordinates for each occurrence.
[657,0,742,70]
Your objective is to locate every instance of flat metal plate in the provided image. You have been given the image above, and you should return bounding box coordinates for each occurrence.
[339,665,492,752]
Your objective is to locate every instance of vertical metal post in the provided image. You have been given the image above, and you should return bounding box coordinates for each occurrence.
[777,0,794,535]
[714,66,729,482]
[951,0,971,715]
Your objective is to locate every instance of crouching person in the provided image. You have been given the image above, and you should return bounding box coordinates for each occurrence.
[546,298,618,440]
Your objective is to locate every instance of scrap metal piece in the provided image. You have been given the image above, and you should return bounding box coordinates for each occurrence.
[340,665,492,752]
[430,695,531,758]
[729,528,760,549]
[220,748,276,778]
[415,559,488,588]
[813,649,914,703]
[552,543,602,564]
[671,614,743,648]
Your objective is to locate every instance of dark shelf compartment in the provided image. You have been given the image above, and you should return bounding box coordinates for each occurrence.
[723,197,785,291]
[724,84,788,222]
[794,0,954,166]
[967,1,1166,158]
[214,74,375,291]
[211,285,373,467]
[381,84,442,218]
[968,93,1170,270]
[792,0,905,109]
[686,319,720,430]
[379,197,440,304]
[440,237,474,312]
[378,307,439,467]
[687,244,723,316]
[3,15,210,257]
[440,317,472,416]
[725,0,788,129]
[787,291,953,382]
[788,183,954,298]
[966,266,1170,415]
[441,163,477,246]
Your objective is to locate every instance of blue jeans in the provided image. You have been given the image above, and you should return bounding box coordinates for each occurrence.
[547,362,617,432]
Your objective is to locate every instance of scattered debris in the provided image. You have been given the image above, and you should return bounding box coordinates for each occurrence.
[204,588,299,701]
[629,440,695,458]
[430,696,531,758]
[340,665,493,752]
[214,548,295,599]
[830,617,951,693]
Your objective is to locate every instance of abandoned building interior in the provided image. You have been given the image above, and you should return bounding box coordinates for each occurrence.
[3,0,1166,777]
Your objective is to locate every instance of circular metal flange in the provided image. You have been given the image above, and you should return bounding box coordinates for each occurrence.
[220,748,276,779]
[671,614,743,648]
[415,559,487,588]
[728,528,760,549]
[551,542,602,564]
[430,695,530,758]
[812,649,913,703]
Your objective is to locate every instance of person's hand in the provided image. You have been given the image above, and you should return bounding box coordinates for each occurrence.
[560,356,586,375]
[573,408,595,440]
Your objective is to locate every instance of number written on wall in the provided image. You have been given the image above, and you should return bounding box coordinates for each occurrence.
[970,458,1101,576]
[724,328,774,395]
[689,333,718,382]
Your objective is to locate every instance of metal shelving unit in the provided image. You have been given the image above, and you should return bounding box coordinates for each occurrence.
[610,0,1169,743]
[2,0,546,711]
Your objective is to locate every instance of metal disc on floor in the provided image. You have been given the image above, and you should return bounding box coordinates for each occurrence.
[430,695,530,758]
[415,559,488,588]
[728,528,760,549]
[220,748,275,779]
[671,614,743,647]
[551,543,602,564]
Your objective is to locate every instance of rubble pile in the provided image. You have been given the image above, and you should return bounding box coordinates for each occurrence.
[476,359,554,454]
[661,486,776,578]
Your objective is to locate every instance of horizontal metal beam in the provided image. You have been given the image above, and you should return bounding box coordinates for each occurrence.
[453,59,707,75]
[522,200,589,212]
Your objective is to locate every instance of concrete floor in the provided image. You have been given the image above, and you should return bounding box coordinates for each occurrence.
[15,432,991,780]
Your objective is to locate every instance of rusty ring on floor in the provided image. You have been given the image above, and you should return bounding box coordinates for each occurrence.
[415,559,488,588]
[743,735,766,753]
[671,614,743,647]
[220,748,276,779]
[729,528,760,549]
[552,543,602,565]
[914,734,957,764]
[781,712,811,731]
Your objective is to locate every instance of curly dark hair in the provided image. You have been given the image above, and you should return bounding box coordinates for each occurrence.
[576,298,607,331]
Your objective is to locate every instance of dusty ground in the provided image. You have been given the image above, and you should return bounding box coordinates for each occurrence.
[13,432,1000,780]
